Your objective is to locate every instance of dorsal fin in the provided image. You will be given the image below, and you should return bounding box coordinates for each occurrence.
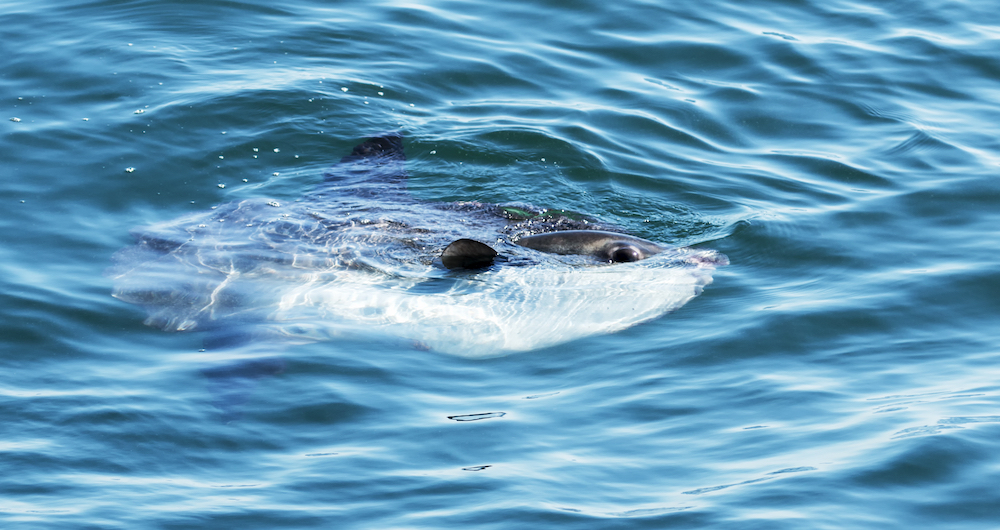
[441,239,498,270]
[342,134,405,162]
[322,134,407,190]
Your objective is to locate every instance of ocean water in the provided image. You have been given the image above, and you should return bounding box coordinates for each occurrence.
[3,0,1000,528]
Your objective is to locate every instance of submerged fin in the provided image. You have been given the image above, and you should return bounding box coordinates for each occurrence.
[441,239,498,270]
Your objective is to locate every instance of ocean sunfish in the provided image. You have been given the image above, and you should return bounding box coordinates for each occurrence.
[110,134,727,356]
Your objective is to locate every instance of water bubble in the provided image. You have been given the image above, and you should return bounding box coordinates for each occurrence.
[134,109,144,114]
[125,167,135,173]
[9,117,21,122]
[217,183,225,188]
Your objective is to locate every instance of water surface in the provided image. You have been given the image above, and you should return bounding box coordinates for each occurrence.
[3,0,1000,528]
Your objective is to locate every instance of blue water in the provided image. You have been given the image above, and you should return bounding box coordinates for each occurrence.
[3,0,1000,527]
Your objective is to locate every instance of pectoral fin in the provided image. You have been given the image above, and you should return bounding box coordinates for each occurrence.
[441,239,498,270]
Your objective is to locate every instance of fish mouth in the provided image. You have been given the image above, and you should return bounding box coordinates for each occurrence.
[688,250,729,268]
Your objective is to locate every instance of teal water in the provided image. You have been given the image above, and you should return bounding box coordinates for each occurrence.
[4,0,1000,528]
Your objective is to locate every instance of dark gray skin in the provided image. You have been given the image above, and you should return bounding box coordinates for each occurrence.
[440,230,664,269]
[441,239,499,269]
[514,230,665,263]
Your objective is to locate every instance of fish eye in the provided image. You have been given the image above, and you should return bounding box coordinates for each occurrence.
[609,246,641,263]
